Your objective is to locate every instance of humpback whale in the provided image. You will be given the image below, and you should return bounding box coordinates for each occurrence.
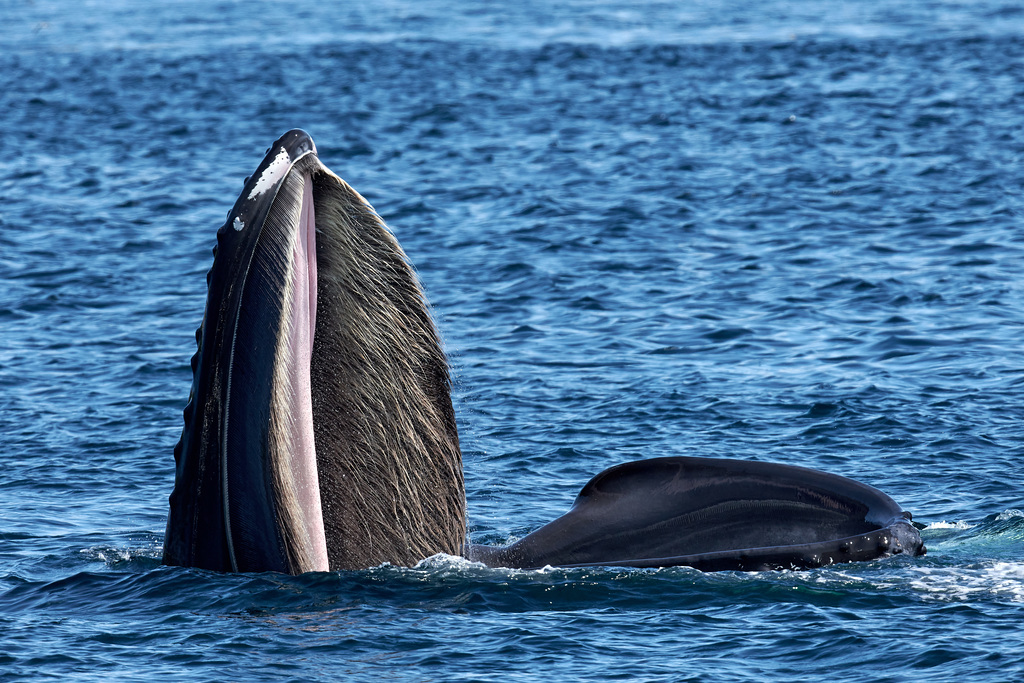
[163,130,925,574]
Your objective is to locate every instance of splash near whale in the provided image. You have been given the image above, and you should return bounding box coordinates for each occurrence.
[162,130,925,574]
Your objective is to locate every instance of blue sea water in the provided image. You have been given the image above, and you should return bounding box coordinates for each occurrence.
[2,0,1024,680]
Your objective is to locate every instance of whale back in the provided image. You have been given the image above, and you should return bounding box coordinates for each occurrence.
[467,456,924,571]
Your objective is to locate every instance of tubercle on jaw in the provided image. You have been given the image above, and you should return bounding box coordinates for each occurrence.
[177,199,238,469]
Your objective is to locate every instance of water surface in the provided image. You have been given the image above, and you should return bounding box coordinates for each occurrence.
[2,1,1023,680]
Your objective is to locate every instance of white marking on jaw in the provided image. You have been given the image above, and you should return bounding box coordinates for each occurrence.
[232,216,245,231]
[247,147,292,201]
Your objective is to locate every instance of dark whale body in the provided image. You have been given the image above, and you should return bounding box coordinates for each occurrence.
[467,456,923,571]
[163,130,924,574]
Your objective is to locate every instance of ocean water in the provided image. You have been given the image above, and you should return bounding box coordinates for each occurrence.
[2,0,1024,680]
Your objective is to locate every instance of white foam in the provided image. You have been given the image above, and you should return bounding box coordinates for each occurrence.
[80,545,155,564]
[905,562,1024,603]
[413,552,479,571]
[926,520,975,530]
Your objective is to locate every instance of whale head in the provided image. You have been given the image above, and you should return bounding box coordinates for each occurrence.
[162,130,465,574]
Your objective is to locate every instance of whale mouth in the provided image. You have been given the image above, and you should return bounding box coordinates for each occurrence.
[214,153,332,574]
[251,163,325,573]
[163,131,466,574]
[281,169,322,567]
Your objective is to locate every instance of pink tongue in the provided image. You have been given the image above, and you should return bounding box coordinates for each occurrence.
[284,173,328,571]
